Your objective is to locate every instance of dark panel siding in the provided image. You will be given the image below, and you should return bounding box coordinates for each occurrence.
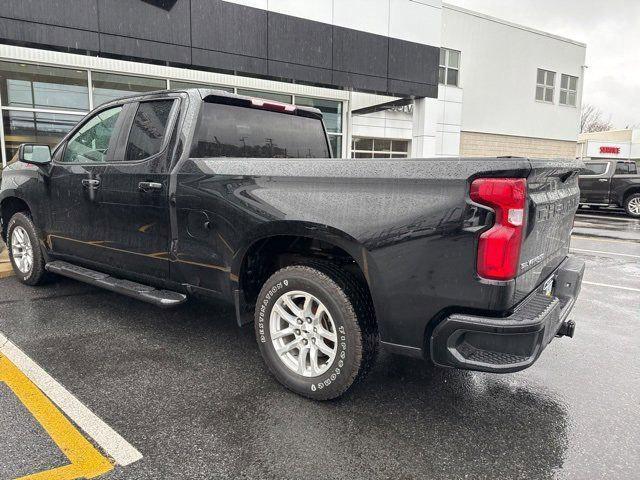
[100,34,191,65]
[192,48,268,77]
[388,38,440,86]
[388,79,438,98]
[0,0,439,97]
[98,0,191,46]
[0,17,100,52]
[268,60,333,85]
[332,27,388,78]
[0,0,99,30]
[332,71,388,93]
[268,13,332,69]
[191,0,267,59]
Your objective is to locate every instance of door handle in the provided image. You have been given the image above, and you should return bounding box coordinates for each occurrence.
[598,178,609,182]
[138,181,163,192]
[82,179,100,188]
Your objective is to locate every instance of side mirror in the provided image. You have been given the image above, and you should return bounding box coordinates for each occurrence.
[18,144,52,165]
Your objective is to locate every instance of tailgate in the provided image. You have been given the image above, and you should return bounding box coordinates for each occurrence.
[515,159,581,302]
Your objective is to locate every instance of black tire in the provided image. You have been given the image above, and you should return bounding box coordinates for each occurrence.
[254,263,377,400]
[6,212,48,285]
[624,193,640,218]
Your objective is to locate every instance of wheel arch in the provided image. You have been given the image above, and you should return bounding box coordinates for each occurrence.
[622,186,640,204]
[231,221,380,327]
[0,195,33,242]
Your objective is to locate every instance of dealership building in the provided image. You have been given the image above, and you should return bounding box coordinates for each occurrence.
[0,0,586,167]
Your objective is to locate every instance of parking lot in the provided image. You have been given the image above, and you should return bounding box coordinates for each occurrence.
[1,210,639,480]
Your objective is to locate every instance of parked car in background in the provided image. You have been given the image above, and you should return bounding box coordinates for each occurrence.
[578,160,640,217]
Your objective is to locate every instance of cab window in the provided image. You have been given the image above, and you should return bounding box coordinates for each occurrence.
[61,106,122,163]
[615,162,635,175]
[580,163,608,176]
[125,100,175,161]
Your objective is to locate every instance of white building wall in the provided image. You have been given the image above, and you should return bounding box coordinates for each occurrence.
[435,85,462,156]
[442,4,586,142]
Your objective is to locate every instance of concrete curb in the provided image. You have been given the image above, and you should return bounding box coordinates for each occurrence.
[0,244,13,278]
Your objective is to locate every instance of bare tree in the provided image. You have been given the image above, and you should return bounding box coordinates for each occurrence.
[580,104,613,133]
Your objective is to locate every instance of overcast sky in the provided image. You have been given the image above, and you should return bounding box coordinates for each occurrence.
[447,0,640,129]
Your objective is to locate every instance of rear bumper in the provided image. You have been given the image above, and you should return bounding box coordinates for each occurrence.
[430,256,585,373]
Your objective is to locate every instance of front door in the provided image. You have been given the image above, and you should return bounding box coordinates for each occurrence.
[46,104,127,265]
[579,161,611,204]
[46,98,178,281]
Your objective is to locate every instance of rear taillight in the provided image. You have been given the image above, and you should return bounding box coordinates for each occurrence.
[470,178,527,281]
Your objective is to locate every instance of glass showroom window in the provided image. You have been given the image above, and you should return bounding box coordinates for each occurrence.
[536,69,556,103]
[295,96,343,158]
[439,48,460,87]
[92,72,166,108]
[168,80,233,92]
[0,61,88,165]
[351,138,409,158]
[560,74,578,107]
[237,89,292,104]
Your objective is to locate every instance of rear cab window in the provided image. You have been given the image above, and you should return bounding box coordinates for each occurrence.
[580,163,609,176]
[125,100,175,161]
[614,162,637,175]
[190,99,330,159]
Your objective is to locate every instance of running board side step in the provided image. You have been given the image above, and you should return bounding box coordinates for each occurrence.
[45,261,187,308]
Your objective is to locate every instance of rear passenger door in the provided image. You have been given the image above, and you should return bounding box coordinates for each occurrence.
[92,98,179,281]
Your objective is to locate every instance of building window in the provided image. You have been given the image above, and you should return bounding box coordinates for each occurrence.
[2,110,81,162]
[168,80,234,93]
[0,60,89,111]
[439,48,460,87]
[536,69,556,103]
[351,138,409,158]
[295,96,343,157]
[560,74,578,106]
[237,89,292,104]
[0,58,346,164]
[0,61,88,164]
[92,72,165,108]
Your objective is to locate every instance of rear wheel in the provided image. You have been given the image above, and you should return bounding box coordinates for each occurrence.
[624,193,640,218]
[7,212,47,285]
[254,264,377,400]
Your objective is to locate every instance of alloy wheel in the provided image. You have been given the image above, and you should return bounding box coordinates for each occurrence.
[11,226,34,275]
[270,290,338,377]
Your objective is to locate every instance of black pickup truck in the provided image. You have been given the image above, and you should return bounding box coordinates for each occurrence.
[578,159,640,217]
[0,89,584,400]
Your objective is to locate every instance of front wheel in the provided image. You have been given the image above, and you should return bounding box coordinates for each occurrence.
[624,193,640,218]
[254,264,377,400]
[7,212,48,285]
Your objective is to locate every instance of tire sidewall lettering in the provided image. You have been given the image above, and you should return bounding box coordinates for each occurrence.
[256,274,353,394]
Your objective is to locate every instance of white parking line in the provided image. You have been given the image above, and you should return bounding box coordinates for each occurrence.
[0,331,143,467]
[582,281,640,293]
[571,248,640,259]
[576,213,635,222]
[572,235,640,245]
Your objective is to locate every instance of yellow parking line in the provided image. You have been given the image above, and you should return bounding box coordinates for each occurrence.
[0,354,113,480]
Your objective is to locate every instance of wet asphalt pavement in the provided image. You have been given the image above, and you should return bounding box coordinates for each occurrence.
[0,210,639,479]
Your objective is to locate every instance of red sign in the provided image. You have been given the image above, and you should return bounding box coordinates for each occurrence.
[600,146,620,154]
